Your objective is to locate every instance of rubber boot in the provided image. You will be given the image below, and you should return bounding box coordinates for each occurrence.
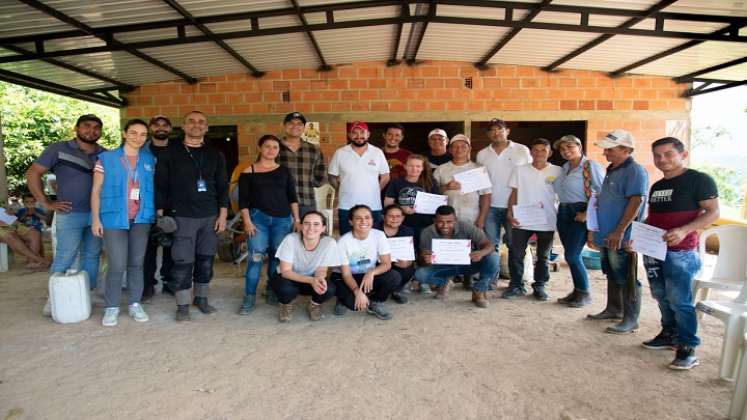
[567,290,592,308]
[587,281,623,320]
[193,283,217,314]
[606,284,641,334]
[176,304,190,322]
[239,294,256,315]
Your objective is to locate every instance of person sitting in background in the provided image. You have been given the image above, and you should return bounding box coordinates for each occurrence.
[376,204,416,304]
[269,211,340,323]
[15,193,47,234]
[0,206,47,269]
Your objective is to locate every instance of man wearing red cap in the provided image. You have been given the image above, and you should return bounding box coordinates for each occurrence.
[328,121,390,235]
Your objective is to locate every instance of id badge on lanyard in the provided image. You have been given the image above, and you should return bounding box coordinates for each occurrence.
[197,179,207,192]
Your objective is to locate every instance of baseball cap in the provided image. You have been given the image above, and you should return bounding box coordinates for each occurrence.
[449,134,471,147]
[428,128,448,139]
[486,118,508,130]
[553,134,582,150]
[595,129,636,149]
[283,112,306,125]
[75,114,103,127]
[349,121,369,132]
[149,114,172,126]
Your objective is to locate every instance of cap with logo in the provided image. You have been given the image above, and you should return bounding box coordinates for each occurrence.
[349,121,369,132]
[428,128,448,139]
[449,133,471,146]
[283,112,307,125]
[149,114,172,126]
[594,129,636,149]
[553,134,582,150]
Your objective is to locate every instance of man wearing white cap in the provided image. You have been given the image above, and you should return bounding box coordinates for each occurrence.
[426,128,451,170]
[586,129,648,335]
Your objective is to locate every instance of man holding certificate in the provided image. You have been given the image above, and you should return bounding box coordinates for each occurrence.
[503,138,561,301]
[639,137,719,370]
[586,130,648,335]
[414,205,500,308]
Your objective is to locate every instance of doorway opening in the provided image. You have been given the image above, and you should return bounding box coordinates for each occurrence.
[167,125,239,177]
[366,121,465,155]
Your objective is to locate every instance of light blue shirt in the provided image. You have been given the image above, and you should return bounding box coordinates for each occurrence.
[592,157,648,247]
[553,157,605,203]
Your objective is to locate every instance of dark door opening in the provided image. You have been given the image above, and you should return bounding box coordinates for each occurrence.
[470,121,587,166]
[166,125,239,177]
[366,121,465,155]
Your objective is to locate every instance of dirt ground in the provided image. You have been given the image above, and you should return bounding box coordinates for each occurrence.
[0,255,737,420]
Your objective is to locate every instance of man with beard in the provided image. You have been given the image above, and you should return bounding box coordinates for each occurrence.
[27,114,107,306]
[328,121,390,235]
[141,115,174,301]
[381,123,411,179]
[155,111,228,321]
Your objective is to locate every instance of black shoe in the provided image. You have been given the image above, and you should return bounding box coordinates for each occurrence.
[501,286,526,299]
[669,346,699,370]
[193,297,217,314]
[334,300,348,316]
[461,275,473,290]
[557,290,576,305]
[567,291,592,308]
[176,304,190,322]
[532,287,548,301]
[141,285,155,303]
[162,285,175,296]
[391,292,408,304]
[366,302,392,320]
[642,330,677,350]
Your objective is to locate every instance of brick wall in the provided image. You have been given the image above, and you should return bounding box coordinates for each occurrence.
[122,60,691,176]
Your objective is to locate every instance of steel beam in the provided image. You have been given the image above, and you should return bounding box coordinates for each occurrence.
[683,79,747,97]
[290,0,332,71]
[674,56,747,83]
[0,68,126,108]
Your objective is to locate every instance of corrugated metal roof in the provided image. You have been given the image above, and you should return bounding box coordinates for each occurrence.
[224,34,318,71]
[419,24,511,63]
[139,42,248,78]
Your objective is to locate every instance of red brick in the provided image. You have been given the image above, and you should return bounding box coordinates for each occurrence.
[337,67,355,78]
[142,85,160,95]
[633,100,649,110]
[329,80,348,89]
[360,90,379,100]
[559,78,577,88]
[208,94,225,104]
[321,91,340,101]
[199,83,217,93]
[409,101,426,112]
[371,102,389,111]
[596,100,613,110]
[579,100,594,110]
[428,102,446,111]
[341,91,359,101]
[350,80,367,89]
[407,79,425,89]
[560,100,578,110]
[368,79,386,89]
[435,90,453,100]
[313,103,332,112]
[357,67,378,78]
[282,69,300,79]
[521,78,540,88]
[332,102,351,112]
[273,81,290,91]
[215,104,233,114]
[390,102,407,112]
[425,79,444,88]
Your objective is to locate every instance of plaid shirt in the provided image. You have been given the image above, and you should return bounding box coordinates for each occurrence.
[277,140,327,207]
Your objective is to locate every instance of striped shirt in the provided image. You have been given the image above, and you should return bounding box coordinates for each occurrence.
[277,140,327,208]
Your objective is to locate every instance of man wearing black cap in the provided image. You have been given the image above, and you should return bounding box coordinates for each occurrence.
[277,112,327,217]
[142,115,174,301]
[27,114,107,303]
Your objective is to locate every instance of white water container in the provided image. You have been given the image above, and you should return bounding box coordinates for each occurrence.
[49,271,92,324]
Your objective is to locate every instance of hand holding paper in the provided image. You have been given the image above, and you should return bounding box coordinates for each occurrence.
[388,236,415,262]
[413,192,448,215]
[630,221,667,261]
[431,239,471,265]
[453,167,492,194]
[511,203,548,227]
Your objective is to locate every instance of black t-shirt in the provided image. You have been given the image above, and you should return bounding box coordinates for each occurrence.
[646,169,718,251]
[238,165,298,218]
[427,152,451,169]
[149,142,168,158]
[384,177,439,229]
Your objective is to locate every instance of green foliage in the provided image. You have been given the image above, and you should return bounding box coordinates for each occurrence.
[692,164,743,208]
[0,82,121,196]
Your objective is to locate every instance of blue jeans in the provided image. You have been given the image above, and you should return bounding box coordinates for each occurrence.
[337,208,382,236]
[600,247,641,288]
[414,252,500,292]
[485,207,512,249]
[644,251,701,347]
[51,212,102,289]
[244,209,293,296]
[556,203,590,292]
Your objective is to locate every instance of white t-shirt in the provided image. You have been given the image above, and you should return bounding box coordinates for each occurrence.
[476,141,531,208]
[508,163,562,232]
[328,143,389,210]
[336,229,391,275]
[275,233,342,276]
[432,161,491,225]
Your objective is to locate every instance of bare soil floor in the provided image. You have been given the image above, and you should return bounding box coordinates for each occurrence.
[0,259,736,420]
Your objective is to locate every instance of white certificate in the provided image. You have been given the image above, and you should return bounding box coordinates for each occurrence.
[453,167,492,194]
[512,203,548,227]
[431,239,471,265]
[388,236,415,262]
[413,191,448,215]
[630,221,667,261]
[586,193,599,232]
[0,211,17,225]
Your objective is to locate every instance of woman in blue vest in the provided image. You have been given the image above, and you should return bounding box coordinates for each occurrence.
[91,119,156,327]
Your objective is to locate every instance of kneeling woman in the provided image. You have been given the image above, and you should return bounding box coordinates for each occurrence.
[332,204,400,320]
[91,119,155,327]
[269,211,340,322]
[377,204,416,304]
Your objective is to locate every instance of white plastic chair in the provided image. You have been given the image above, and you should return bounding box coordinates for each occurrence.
[0,242,8,272]
[693,225,747,306]
[728,315,747,420]
[314,184,335,236]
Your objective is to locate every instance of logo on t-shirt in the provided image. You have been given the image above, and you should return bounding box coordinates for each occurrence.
[368,159,376,166]
[650,189,673,203]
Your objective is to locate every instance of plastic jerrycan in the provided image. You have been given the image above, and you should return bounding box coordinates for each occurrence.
[49,270,92,324]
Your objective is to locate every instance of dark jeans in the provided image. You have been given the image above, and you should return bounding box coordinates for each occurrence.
[331,270,400,309]
[143,232,173,289]
[414,252,501,292]
[269,273,337,305]
[337,209,382,236]
[170,216,218,304]
[392,264,415,291]
[556,203,590,292]
[644,251,701,347]
[509,229,554,289]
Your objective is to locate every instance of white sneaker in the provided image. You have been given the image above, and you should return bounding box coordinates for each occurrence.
[43,298,52,317]
[102,307,120,327]
[128,303,149,323]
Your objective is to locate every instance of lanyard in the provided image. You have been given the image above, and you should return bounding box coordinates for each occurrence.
[183,144,204,179]
[120,153,139,183]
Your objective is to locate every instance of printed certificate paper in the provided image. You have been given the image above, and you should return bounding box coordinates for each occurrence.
[630,222,667,261]
[413,191,448,215]
[586,193,599,232]
[453,167,492,194]
[511,203,548,227]
[388,236,416,262]
[431,239,471,265]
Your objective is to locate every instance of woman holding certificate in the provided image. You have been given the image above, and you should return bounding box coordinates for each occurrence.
[551,135,604,308]
[268,211,340,322]
[377,204,416,304]
[383,154,439,234]
[332,205,400,320]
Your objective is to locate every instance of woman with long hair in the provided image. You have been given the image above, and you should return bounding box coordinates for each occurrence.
[376,204,416,304]
[91,119,156,327]
[238,134,301,314]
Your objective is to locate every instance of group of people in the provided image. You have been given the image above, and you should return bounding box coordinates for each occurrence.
[23,110,718,371]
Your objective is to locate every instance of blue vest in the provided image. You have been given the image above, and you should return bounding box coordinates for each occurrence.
[98,147,156,229]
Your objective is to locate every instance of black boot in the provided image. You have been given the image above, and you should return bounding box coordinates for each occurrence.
[557,289,577,305]
[606,284,641,334]
[587,281,623,320]
[193,297,217,314]
[176,304,190,322]
[567,290,592,308]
